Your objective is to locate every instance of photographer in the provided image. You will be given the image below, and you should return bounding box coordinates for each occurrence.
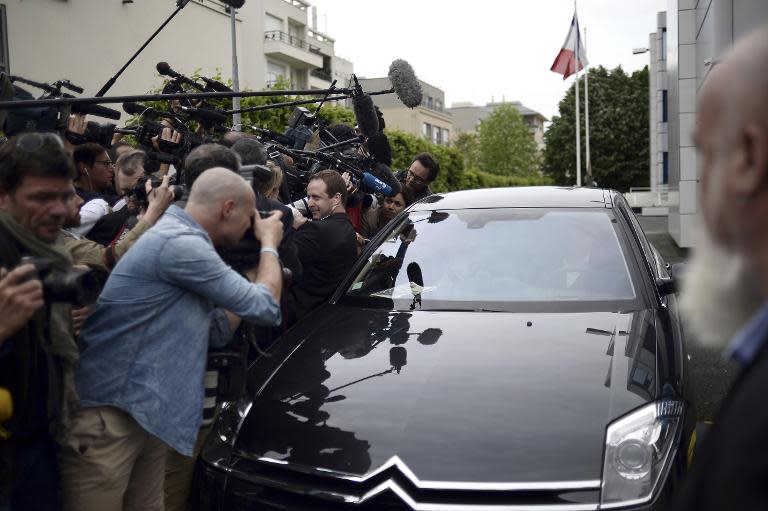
[61,176,174,273]
[0,132,81,511]
[59,168,284,511]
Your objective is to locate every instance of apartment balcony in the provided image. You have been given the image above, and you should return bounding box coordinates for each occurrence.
[264,31,322,69]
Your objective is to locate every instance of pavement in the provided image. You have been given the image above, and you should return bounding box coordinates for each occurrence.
[637,215,737,422]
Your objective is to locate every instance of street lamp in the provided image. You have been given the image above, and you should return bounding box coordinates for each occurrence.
[632,47,650,55]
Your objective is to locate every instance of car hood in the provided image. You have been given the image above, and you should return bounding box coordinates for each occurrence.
[233,305,658,484]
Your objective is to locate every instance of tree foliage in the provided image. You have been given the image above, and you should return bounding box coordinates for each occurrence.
[543,65,649,192]
[387,129,551,193]
[477,103,540,176]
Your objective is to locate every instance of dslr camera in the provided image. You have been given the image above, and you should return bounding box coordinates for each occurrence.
[18,256,101,306]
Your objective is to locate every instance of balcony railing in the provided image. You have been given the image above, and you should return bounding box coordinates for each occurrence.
[264,31,321,54]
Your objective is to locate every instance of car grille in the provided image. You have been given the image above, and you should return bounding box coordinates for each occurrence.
[207,451,601,511]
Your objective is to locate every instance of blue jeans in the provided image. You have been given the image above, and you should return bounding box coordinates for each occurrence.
[8,433,61,511]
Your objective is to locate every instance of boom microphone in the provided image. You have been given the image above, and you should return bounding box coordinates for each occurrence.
[388,59,423,108]
[367,132,392,166]
[179,106,228,125]
[352,93,379,139]
[70,103,122,121]
[250,126,294,147]
[200,76,232,93]
[123,101,160,118]
[156,62,205,91]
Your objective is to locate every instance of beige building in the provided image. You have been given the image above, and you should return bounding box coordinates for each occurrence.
[0,0,352,121]
[448,101,548,152]
[350,77,453,146]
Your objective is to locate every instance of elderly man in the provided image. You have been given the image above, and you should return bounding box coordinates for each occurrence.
[58,168,284,511]
[673,26,768,510]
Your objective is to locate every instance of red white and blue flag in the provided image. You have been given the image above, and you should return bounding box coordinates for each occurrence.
[550,13,588,80]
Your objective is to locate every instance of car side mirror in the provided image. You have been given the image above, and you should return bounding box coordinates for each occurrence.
[656,263,687,296]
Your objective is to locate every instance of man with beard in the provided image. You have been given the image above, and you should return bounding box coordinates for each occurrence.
[61,178,174,272]
[672,26,768,510]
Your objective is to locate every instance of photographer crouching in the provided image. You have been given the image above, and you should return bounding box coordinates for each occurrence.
[58,167,284,511]
[0,133,83,511]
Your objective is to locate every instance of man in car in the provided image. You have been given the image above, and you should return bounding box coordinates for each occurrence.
[288,170,357,325]
[672,25,768,510]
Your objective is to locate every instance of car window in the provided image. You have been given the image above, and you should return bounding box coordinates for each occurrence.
[343,208,640,312]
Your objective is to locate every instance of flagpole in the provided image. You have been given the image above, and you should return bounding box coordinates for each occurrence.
[585,26,591,184]
[574,8,582,187]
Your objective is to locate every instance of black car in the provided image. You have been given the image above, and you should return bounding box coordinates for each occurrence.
[197,187,695,511]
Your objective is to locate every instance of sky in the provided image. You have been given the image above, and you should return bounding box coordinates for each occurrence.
[308,0,668,121]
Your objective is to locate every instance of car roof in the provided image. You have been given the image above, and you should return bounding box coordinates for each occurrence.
[409,186,613,211]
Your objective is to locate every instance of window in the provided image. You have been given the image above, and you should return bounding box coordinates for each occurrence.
[264,13,283,33]
[423,123,432,140]
[266,61,286,87]
[442,128,450,144]
[343,209,638,311]
[662,90,668,123]
[435,99,442,111]
[0,5,8,74]
[661,28,667,61]
[434,127,442,145]
[427,96,434,109]
[662,152,669,184]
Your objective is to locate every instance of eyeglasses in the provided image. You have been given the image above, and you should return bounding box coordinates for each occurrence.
[407,170,427,185]
[95,160,115,167]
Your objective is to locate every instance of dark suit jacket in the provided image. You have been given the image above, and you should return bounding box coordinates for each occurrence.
[669,339,768,510]
[287,213,357,324]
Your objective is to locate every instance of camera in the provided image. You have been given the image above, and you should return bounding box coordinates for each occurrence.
[130,175,186,208]
[19,256,101,306]
[283,107,317,150]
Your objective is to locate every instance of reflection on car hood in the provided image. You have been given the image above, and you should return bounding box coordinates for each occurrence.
[234,305,658,484]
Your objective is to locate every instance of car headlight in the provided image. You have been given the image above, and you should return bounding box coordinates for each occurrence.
[601,399,683,508]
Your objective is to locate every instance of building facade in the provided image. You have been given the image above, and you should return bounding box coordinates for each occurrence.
[660,0,768,248]
[351,77,453,146]
[0,0,352,120]
[648,12,669,194]
[448,101,547,152]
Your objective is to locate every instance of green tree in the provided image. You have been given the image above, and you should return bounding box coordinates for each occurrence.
[477,103,540,176]
[453,132,481,172]
[543,65,649,192]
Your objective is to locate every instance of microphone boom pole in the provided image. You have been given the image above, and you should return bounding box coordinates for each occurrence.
[0,87,358,111]
[226,89,394,115]
[95,0,193,97]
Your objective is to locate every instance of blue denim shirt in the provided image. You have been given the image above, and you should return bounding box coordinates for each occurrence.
[76,206,280,455]
[725,302,768,366]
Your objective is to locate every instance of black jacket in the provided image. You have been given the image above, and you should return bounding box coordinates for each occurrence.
[288,213,357,324]
[669,339,768,510]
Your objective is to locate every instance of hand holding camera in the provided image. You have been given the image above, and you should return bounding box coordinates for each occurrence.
[0,264,44,343]
[253,209,284,250]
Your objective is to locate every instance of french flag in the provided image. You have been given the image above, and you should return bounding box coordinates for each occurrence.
[551,13,588,80]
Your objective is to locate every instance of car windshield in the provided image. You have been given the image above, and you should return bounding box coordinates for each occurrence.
[341,208,640,312]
